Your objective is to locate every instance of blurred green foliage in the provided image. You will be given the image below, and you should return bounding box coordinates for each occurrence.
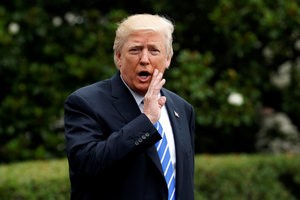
[195,154,300,200]
[166,0,300,153]
[0,155,299,199]
[0,0,300,162]
[0,159,69,199]
[0,5,127,162]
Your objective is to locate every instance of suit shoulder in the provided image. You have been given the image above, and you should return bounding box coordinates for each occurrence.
[162,88,192,107]
[67,78,111,102]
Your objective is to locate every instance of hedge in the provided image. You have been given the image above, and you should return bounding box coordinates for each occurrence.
[0,159,70,200]
[0,154,299,200]
[195,154,300,200]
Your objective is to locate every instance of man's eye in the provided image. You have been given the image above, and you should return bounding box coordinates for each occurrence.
[150,49,160,55]
[129,48,140,54]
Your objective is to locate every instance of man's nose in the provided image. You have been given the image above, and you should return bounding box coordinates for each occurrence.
[140,49,150,65]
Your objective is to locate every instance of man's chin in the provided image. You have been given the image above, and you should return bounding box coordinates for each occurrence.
[135,86,148,96]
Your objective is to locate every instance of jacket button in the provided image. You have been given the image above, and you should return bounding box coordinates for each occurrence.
[142,135,146,139]
[134,140,139,145]
[145,132,150,137]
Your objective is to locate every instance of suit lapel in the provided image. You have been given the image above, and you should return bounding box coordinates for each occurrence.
[162,89,186,190]
[110,72,162,173]
[111,72,141,121]
[110,74,190,192]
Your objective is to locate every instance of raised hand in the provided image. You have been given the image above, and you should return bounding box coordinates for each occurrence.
[143,69,166,123]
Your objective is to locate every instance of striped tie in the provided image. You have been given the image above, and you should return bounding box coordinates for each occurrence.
[155,121,176,200]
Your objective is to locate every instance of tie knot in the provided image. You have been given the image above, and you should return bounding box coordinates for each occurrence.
[139,100,144,112]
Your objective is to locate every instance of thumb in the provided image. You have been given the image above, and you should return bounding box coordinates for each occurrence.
[158,96,166,108]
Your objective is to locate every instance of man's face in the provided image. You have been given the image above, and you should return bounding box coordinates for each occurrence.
[116,30,171,95]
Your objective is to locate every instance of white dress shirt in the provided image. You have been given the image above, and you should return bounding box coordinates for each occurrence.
[120,75,176,173]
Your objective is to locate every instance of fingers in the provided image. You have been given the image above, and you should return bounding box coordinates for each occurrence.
[145,69,165,101]
[143,69,166,123]
[158,96,166,108]
[148,69,165,97]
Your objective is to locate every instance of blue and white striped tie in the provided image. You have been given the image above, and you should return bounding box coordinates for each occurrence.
[155,121,176,200]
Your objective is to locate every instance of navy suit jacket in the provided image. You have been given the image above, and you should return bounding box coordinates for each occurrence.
[64,71,195,200]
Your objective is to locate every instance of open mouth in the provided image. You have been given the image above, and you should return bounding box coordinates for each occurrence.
[138,71,151,82]
[138,71,151,77]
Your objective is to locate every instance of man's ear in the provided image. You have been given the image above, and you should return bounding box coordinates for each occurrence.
[165,56,172,69]
[116,52,122,69]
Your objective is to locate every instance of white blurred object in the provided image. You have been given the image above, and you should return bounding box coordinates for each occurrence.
[227,92,244,106]
[8,22,20,35]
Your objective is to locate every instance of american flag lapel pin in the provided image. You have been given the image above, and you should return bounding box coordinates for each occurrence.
[174,110,179,118]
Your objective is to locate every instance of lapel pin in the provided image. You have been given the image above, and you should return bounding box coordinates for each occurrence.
[174,110,179,118]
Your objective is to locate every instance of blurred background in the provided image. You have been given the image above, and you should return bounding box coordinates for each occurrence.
[1,0,300,162]
[0,0,300,199]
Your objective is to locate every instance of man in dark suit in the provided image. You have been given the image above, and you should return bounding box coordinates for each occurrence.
[64,14,195,200]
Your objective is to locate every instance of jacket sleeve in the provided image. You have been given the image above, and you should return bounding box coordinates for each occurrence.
[64,92,161,178]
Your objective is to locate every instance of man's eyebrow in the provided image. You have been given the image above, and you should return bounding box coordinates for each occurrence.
[128,43,142,48]
[127,43,160,49]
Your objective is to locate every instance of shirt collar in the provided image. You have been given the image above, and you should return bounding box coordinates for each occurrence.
[120,74,144,106]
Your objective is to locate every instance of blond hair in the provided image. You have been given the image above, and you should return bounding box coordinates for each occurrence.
[113,14,174,68]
